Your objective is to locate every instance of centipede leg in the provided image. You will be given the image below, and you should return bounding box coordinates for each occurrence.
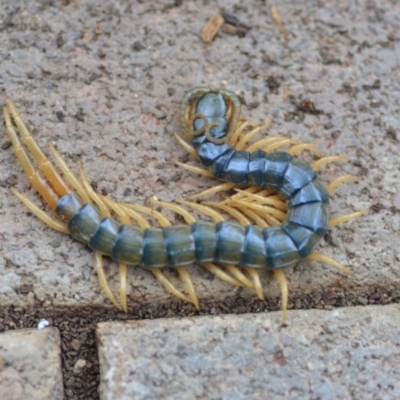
[327,174,358,195]
[79,170,127,311]
[187,182,236,200]
[94,253,123,311]
[307,252,352,274]
[4,105,63,209]
[173,133,200,161]
[5,100,70,200]
[174,161,214,178]
[246,268,265,301]
[10,188,68,233]
[148,198,247,289]
[274,269,288,325]
[230,119,271,149]
[287,143,321,158]
[312,156,348,171]
[329,209,369,228]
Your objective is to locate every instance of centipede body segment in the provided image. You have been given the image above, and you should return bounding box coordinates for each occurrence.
[3,88,367,323]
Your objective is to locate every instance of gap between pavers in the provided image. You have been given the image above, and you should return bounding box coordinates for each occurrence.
[0,327,64,400]
[97,304,400,400]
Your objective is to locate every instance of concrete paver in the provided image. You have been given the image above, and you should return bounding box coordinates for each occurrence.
[97,304,400,400]
[0,0,398,311]
[0,327,64,400]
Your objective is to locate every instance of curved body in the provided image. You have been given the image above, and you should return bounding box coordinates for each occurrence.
[52,88,329,271]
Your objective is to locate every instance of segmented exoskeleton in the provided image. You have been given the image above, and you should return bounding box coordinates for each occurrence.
[3,89,366,322]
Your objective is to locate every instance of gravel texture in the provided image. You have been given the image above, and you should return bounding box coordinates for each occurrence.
[97,304,400,400]
[0,327,63,399]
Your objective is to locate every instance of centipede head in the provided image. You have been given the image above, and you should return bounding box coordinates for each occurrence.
[180,87,241,144]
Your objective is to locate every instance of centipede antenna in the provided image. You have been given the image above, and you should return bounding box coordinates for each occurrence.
[274,269,288,325]
[246,268,265,301]
[10,188,69,233]
[186,182,236,200]
[6,99,71,197]
[49,143,91,204]
[307,252,353,274]
[173,133,200,161]
[327,174,358,195]
[329,209,369,228]
[287,143,321,158]
[4,106,61,210]
[311,155,348,171]
[174,161,214,178]
[94,252,122,310]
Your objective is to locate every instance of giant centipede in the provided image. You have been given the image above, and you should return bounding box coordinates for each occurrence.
[3,88,366,322]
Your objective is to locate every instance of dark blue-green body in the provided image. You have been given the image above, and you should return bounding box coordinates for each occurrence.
[54,89,329,271]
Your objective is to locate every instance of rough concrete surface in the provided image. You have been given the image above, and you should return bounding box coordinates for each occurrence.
[0,327,63,399]
[0,0,399,328]
[97,304,400,400]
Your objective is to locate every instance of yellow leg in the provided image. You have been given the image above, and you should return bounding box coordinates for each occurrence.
[231,189,287,211]
[173,133,200,162]
[287,143,321,158]
[4,106,61,209]
[327,174,357,195]
[246,136,289,152]
[6,100,71,198]
[246,268,265,300]
[94,253,122,311]
[187,182,236,200]
[174,161,214,178]
[264,138,298,153]
[49,144,91,204]
[274,269,288,325]
[308,252,352,274]
[312,155,348,171]
[176,267,199,310]
[228,200,287,222]
[149,198,248,289]
[233,119,272,150]
[10,188,68,234]
[151,270,193,303]
[201,263,244,287]
[329,209,369,228]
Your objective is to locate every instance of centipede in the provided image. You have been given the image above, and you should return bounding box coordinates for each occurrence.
[3,88,366,323]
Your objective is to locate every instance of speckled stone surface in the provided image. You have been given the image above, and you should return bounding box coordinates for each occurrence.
[97,304,400,400]
[0,327,64,400]
[0,0,399,311]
